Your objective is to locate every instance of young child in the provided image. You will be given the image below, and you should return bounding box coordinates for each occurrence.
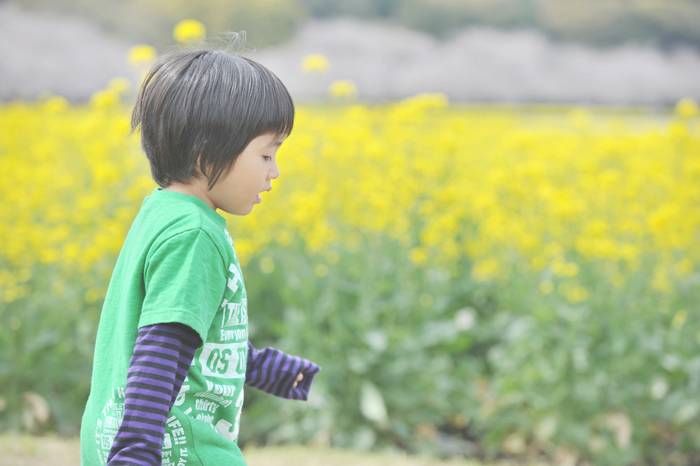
[80,48,320,466]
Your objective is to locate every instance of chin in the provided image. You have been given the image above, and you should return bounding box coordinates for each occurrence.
[231,206,255,216]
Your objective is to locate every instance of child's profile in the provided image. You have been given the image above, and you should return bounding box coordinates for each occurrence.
[80,46,320,466]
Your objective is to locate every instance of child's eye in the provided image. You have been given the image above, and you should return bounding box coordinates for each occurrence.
[263,156,272,162]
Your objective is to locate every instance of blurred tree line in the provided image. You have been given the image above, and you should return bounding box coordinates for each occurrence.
[15,0,700,51]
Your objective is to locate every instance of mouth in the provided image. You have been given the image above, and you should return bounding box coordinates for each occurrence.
[255,186,271,204]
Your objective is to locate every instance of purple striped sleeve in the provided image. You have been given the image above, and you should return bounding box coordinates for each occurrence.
[107,323,200,466]
[245,342,321,400]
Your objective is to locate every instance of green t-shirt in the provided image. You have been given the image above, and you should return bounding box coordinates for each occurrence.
[81,187,249,466]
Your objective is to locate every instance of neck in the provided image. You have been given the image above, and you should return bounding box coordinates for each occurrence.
[163,182,216,211]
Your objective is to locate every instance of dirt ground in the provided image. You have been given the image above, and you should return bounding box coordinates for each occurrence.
[2,434,534,466]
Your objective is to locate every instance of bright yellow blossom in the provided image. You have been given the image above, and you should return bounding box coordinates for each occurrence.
[300,54,330,74]
[328,80,358,99]
[1,86,699,311]
[127,45,157,68]
[108,77,132,95]
[259,257,275,274]
[675,97,699,118]
[672,310,687,330]
[173,19,206,44]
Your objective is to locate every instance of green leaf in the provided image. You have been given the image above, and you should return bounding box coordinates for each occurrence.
[360,380,388,425]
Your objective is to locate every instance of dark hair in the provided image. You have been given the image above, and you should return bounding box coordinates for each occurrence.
[132,49,294,190]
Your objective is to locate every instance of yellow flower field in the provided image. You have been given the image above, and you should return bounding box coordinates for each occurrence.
[1,89,697,303]
[1,82,698,464]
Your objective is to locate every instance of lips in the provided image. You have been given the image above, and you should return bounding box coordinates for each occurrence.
[255,186,271,204]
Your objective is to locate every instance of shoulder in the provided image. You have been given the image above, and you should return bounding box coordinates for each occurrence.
[134,195,238,266]
[140,206,224,260]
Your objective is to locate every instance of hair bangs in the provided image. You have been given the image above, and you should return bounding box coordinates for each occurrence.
[196,54,295,189]
[240,57,295,139]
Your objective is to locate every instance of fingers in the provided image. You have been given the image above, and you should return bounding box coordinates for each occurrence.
[293,372,304,388]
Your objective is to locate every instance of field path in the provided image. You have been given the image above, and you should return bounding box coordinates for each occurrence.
[2,434,530,466]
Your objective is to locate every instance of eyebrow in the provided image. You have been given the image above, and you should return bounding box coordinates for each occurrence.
[266,139,284,148]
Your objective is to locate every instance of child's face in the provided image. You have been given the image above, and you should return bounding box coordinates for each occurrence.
[207,134,284,215]
[208,132,284,216]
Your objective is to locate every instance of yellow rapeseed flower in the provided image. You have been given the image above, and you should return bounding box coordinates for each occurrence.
[472,259,500,282]
[552,260,579,277]
[108,77,132,95]
[127,45,157,68]
[259,257,275,274]
[2,85,699,311]
[675,258,693,277]
[326,251,339,264]
[569,107,593,129]
[90,89,120,110]
[539,280,554,295]
[10,316,21,330]
[314,264,328,277]
[409,247,428,265]
[85,288,103,303]
[328,80,358,99]
[44,96,69,113]
[558,282,589,303]
[672,310,687,330]
[173,19,206,45]
[675,97,699,118]
[300,54,330,74]
[400,93,449,110]
[651,266,673,293]
[611,273,625,288]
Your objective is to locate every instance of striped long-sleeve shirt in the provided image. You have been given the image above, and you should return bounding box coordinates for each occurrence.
[107,323,320,465]
[246,344,321,400]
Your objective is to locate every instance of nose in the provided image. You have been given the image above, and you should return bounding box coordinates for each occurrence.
[269,160,280,180]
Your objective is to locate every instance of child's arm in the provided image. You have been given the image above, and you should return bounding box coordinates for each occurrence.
[245,342,321,400]
[107,323,201,465]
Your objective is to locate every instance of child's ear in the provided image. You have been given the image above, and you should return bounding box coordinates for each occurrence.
[195,154,207,175]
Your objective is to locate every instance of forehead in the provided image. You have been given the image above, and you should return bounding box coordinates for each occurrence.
[251,133,285,149]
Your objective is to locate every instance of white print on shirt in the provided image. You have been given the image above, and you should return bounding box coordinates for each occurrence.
[215,389,244,441]
[189,382,240,424]
[204,380,236,397]
[195,398,220,414]
[220,327,247,342]
[220,298,248,328]
[174,376,190,407]
[192,399,218,424]
[95,391,125,465]
[198,342,247,379]
[162,436,189,466]
[227,263,243,294]
[195,390,233,407]
[162,418,189,466]
[166,416,188,446]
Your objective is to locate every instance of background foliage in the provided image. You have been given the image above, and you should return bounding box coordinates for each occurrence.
[1,80,699,465]
[16,0,700,51]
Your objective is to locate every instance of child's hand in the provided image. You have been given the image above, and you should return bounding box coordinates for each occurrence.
[293,372,304,388]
